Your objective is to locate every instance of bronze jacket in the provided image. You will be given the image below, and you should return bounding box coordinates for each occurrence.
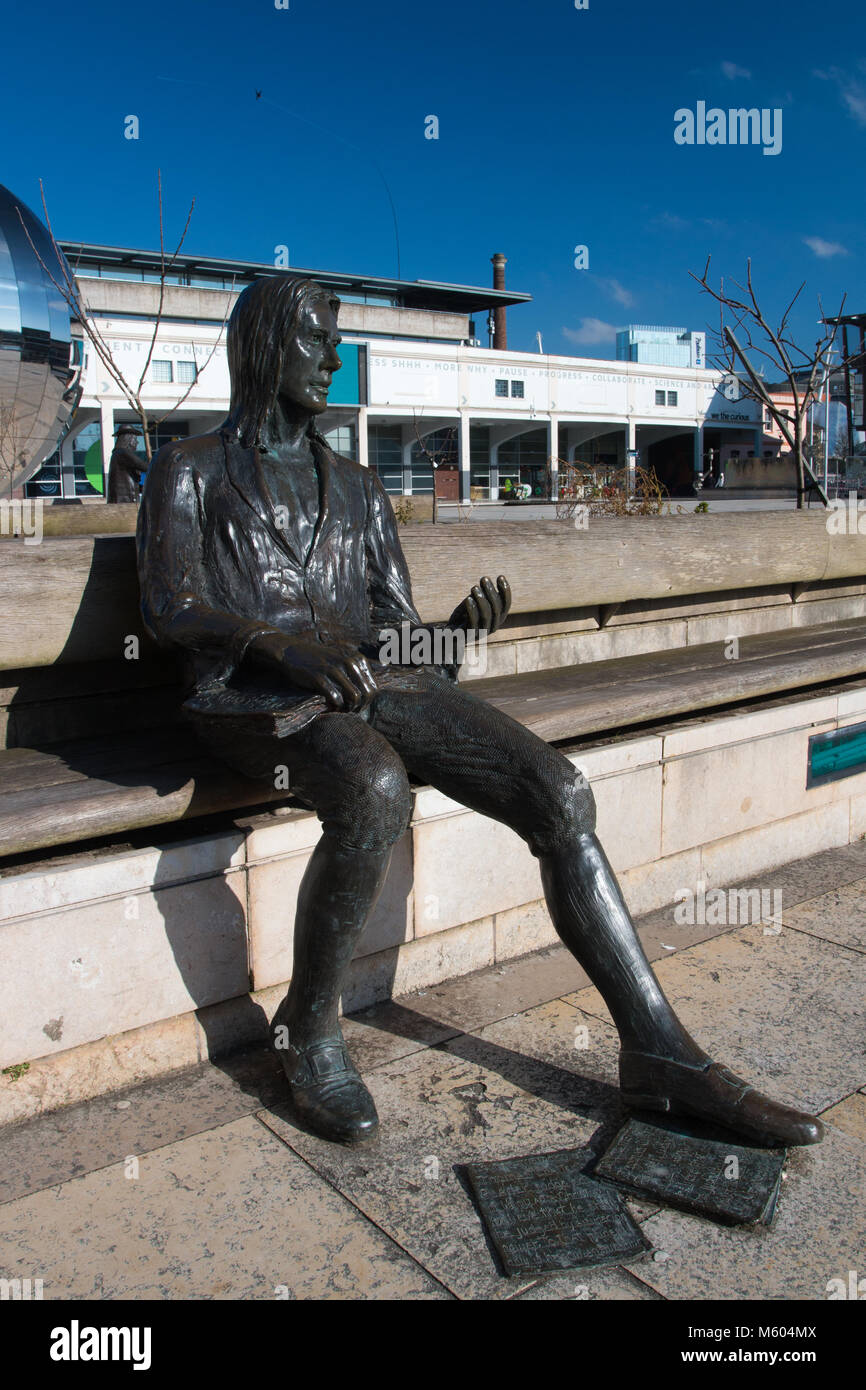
[136,427,424,698]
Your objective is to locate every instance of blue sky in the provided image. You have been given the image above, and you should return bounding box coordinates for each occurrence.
[2,0,863,359]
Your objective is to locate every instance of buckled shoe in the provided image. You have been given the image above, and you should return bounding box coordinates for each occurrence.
[276,1035,379,1144]
[620,1050,824,1147]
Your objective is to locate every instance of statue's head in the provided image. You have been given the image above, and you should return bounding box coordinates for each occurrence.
[224,276,342,448]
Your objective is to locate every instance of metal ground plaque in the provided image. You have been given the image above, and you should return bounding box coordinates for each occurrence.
[461,1147,652,1276]
[595,1118,785,1226]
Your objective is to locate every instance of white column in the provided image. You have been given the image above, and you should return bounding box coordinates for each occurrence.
[694,426,703,483]
[401,428,414,496]
[626,420,637,492]
[490,441,499,500]
[548,417,559,500]
[99,400,115,495]
[357,407,369,469]
[459,412,472,501]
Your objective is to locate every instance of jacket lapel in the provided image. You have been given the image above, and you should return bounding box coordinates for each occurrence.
[308,433,333,557]
[222,431,304,567]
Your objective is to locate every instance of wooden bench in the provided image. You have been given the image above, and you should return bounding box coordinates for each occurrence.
[2,512,866,861]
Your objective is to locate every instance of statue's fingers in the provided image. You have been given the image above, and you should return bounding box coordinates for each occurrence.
[480,576,502,631]
[325,664,364,709]
[315,674,349,709]
[497,575,512,619]
[472,583,493,630]
[346,656,378,704]
[464,595,480,630]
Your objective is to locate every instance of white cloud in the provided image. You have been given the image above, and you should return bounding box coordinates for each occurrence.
[598,277,635,307]
[653,211,689,230]
[563,319,617,346]
[803,236,849,258]
[842,88,866,124]
[721,61,751,80]
[814,66,866,126]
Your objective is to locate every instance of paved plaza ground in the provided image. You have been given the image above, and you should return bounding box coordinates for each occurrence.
[0,840,864,1302]
[437,498,817,521]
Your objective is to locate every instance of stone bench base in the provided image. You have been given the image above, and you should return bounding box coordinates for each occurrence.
[3,680,866,1125]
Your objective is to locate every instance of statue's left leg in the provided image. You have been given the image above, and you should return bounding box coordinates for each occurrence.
[537,836,822,1145]
[370,674,823,1147]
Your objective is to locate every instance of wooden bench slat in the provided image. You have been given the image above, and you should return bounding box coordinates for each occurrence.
[0,761,284,858]
[0,730,196,793]
[1,618,864,859]
[473,621,866,742]
[3,514,866,670]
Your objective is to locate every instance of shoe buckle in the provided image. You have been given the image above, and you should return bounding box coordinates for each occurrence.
[307,1043,350,1081]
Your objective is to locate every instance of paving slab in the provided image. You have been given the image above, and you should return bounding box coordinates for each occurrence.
[821,1091,866,1144]
[373,900,742,1042]
[509,1266,664,1300]
[395,943,591,1034]
[781,879,866,953]
[340,999,459,1074]
[564,923,866,1114]
[440,997,620,1088]
[623,1125,866,1301]
[0,1114,448,1300]
[258,1035,638,1300]
[632,845,866,949]
[1,838,864,1301]
[734,841,866,907]
[0,1047,287,1208]
[439,1000,662,1223]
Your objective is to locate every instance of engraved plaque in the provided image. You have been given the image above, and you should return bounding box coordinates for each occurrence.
[462,1148,652,1276]
[595,1118,785,1226]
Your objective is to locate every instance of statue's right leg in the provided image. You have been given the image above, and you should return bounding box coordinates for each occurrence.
[265,712,413,1142]
[204,711,412,1143]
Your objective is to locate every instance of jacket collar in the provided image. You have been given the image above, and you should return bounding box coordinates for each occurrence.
[221,428,333,568]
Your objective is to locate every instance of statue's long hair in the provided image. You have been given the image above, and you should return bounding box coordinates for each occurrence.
[221,276,341,449]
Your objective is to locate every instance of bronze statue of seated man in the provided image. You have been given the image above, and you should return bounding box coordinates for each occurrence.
[137,275,824,1149]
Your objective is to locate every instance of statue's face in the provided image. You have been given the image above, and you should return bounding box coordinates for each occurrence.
[278,298,342,414]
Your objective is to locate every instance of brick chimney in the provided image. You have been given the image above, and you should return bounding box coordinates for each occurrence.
[491,252,507,350]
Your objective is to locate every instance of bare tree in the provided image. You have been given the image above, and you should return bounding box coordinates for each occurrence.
[0,403,27,496]
[690,257,855,508]
[17,173,232,471]
[832,423,856,462]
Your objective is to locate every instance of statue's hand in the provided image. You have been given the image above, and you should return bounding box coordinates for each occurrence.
[448,575,511,637]
[247,631,378,711]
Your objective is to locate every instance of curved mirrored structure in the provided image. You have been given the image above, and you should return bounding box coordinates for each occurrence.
[0,183,77,496]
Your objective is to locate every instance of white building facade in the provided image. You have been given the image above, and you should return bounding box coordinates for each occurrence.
[28,244,767,501]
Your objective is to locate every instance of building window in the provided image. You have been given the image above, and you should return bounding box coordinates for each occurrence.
[176,361,197,384]
[495,379,509,398]
[324,423,357,461]
[667,391,678,407]
[151,360,173,383]
[410,427,456,495]
[369,424,403,494]
[655,390,665,406]
[24,451,62,498]
[511,381,524,398]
